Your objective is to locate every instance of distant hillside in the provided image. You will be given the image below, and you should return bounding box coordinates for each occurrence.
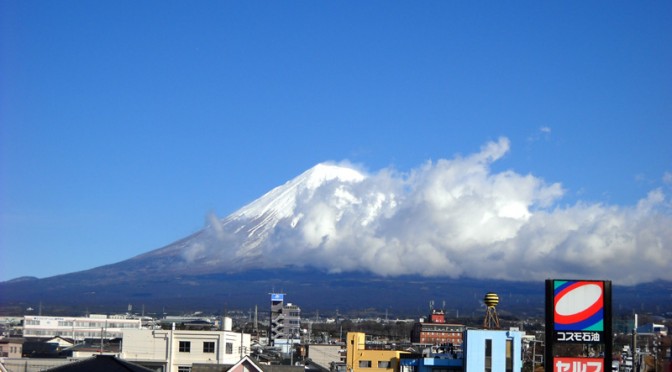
[1,266,670,317]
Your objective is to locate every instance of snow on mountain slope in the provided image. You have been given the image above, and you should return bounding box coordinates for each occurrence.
[209,163,372,262]
[138,162,387,272]
[130,139,672,285]
[227,163,366,237]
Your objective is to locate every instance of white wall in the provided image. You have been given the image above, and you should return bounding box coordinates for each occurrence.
[23,315,141,340]
[122,329,251,372]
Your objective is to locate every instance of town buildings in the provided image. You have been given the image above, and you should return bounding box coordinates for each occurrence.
[269,293,301,350]
[121,328,251,372]
[410,310,464,347]
[346,332,408,372]
[0,337,23,358]
[400,329,524,372]
[23,314,141,340]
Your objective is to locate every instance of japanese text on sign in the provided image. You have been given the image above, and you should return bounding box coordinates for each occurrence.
[556,331,601,342]
[554,358,603,372]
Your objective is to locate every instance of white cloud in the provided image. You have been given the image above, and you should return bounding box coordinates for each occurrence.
[191,138,670,285]
[663,171,672,185]
[527,126,552,142]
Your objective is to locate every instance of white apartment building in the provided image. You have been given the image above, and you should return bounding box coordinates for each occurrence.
[23,314,141,340]
[121,328,251,372]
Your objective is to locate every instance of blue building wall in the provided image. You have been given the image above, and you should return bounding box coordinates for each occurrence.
[400,329,523,372]
[464,329,523,372]
[400,354,463,372]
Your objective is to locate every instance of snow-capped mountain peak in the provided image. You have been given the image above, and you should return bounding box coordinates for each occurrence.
[230,163,365,221]
[175,163,369,265]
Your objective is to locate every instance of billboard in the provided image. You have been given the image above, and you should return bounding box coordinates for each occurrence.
[552,357,603,372]
[271,293,284,302]
[552,280,605,343]
[545,279,612,372]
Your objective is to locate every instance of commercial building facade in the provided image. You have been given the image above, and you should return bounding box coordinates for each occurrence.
[22,315,141,340]
[346,332,408,372]
[463,329,523,371]
[400,329,524,372]
[410,311,464,347]
[121,328,251,372]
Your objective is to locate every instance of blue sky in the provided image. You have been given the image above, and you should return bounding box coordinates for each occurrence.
[1,1,670,282]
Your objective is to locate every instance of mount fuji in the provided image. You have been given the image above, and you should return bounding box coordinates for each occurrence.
[2,155,671,316]
[125,163,373,277]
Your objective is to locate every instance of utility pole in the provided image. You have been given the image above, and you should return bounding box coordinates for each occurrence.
[254,305,258,336]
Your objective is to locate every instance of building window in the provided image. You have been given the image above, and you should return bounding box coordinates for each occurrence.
[359,361,372,368]
[378,361,391,368]
[226,342,233,354]
[179,341,191,352]
[485,339,492,372]
[506,339,513,372]
[177,367,191,372]
[203,341,215,353]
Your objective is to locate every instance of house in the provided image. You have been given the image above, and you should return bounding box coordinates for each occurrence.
[0,337,24,358]
[224,355,263,372]
[43,354,154,371]
[22,339,62,358]
[64,339,122,358]
[45,336,75,350]
[190,355,305,372]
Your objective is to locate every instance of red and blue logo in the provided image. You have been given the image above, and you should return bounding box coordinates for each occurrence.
[553,281,604,331]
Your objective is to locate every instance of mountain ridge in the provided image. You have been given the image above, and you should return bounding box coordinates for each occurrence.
[2,160,671,315]
[2,265,670,316]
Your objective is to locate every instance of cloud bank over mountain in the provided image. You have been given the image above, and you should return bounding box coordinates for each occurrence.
[189,137,670,285]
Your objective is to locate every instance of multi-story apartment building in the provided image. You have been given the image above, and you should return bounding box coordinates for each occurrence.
[23,314,141,340]
[269,293,301,347]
